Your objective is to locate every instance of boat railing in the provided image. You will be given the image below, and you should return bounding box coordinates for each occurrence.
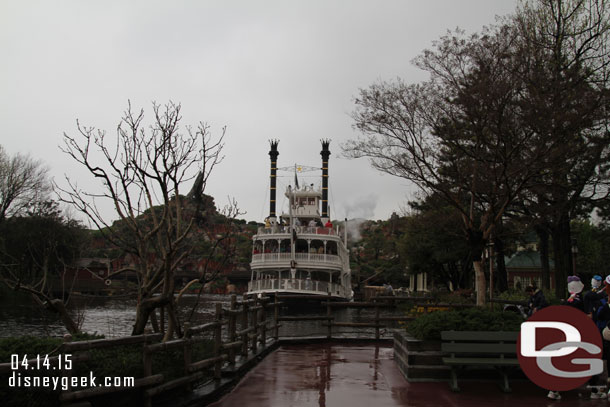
[247,278,349,297]
[251,252,342,266]
[257,226,338,236]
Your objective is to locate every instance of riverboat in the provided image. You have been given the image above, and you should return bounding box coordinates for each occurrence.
[246,140,352,301]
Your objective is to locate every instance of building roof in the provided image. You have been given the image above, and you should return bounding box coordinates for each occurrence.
[505,250,555,269]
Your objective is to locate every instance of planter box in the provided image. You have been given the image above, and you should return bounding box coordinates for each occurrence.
[393,330,449,382]
[393,330,526,384]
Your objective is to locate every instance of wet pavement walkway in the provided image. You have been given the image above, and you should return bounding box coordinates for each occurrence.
[209,342,604,407]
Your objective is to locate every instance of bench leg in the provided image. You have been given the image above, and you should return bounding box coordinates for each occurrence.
[449,367,460,392]
[499,369,511,393]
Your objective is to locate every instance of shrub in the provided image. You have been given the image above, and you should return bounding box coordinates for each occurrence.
[0,336,64,363]
[493,288,560,311]
[406,306,523,340]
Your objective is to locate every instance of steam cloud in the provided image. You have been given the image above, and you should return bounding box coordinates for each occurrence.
[343,194,378,242]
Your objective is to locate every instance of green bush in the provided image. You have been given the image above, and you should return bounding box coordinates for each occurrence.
[0,336,68,407]
[493,288,560,311]
[433,289,475,305]
[0,337,63,363]
[406,306,523,340]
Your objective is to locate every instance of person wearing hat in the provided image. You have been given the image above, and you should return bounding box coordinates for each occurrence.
[578,275,609,399]
[592,275,604,292]
[549,276,594,400]
[585,275,608,320]
[565,275,585,311]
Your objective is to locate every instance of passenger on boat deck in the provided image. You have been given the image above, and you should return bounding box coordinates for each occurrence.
[318,246,324,254]
[308,219,317,228]
[325,220,333,228]
[294,218,301,226]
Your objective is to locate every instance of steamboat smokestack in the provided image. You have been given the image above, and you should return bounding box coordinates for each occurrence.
[320,139,330,220]
[269,140,279,224]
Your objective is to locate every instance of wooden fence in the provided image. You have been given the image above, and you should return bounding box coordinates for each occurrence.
[0,293,474,407]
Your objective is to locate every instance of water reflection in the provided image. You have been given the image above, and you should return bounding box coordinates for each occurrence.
[209,343,398,407]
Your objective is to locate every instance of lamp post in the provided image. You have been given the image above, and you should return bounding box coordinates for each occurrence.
[571,238,578,276]
[487,240,495,301]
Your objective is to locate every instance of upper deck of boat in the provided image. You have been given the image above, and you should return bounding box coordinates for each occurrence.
[254,225,342,239]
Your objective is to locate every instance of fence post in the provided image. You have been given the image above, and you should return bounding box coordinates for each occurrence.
[274,295,279,341]
[183,322,192,377]
[143,343,152,378]
[143,336,153,407]
[214,302,222,380]
[327,292,332,339]
[229,294,237,365]
[251,297,258,353]
[260,297,269,349]
[61,334,73,394]
[375,301,380,340]
[242,294,249,357]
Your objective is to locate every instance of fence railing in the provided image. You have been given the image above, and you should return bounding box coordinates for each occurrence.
[257,226,339,236]
[247,278,349,297]
[251,252,342,265]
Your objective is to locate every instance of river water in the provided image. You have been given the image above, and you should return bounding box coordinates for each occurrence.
[0,288,400,339]
[0,288,232,338]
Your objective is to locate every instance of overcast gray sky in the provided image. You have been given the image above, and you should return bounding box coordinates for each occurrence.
[1,0,518,224]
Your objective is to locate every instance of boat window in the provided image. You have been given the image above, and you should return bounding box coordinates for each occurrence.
[327,241,338,255]
[264,240,279,253]
[310,271,330,282]
[295,239,308,253]
[280,239,290,253]
[311,241,324,254]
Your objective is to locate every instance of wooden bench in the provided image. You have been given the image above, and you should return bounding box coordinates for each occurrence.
[441,330,520,392]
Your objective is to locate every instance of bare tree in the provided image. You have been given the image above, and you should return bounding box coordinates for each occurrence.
[58,101,228,339]
[344,0,610,304]
[343,26,556,305]
[513,0,610,296]
[0,200,84,334]
[0,145,51,223]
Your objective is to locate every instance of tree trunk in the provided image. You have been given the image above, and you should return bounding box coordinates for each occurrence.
[467,229,486,305]
[163,299,182,341]
[150,309,160,333]
[473,260,486,305]
[132,301,152,335]
[132,295,170,335]
[552,214,573,299]
[536,226,551,290]
[493,235,508,292]
[48,299,80,335]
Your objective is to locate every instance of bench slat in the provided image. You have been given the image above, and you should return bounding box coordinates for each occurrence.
[442,357,519,366]
[442,343,516,354]
[441,331,518,341]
